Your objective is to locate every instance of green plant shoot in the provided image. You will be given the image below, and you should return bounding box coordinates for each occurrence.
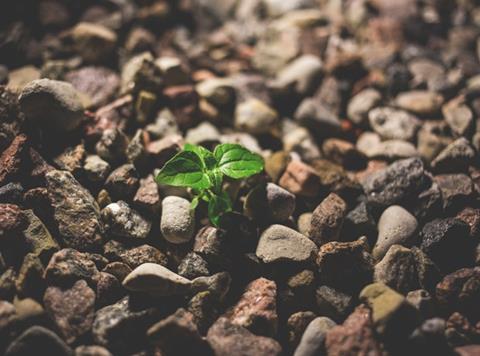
[156,143,264,226]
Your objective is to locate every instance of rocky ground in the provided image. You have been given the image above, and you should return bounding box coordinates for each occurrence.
[1,0,480,355]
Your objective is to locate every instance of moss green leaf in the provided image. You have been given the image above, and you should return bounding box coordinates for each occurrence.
[214,143,264,179]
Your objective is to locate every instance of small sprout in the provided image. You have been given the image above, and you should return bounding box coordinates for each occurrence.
[156,143,264,226]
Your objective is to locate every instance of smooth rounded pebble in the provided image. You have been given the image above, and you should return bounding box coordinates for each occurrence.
[373,205,418,259]
[294,317,337,356]
[256,224,318,264]
[160,196,195,244]
[19,78,85,132]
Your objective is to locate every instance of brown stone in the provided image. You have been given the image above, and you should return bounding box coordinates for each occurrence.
[0,204,27,240]
[325,305,385,356]
[43,280,95,344]
[0,134,27,185]
[224,277,278,337]
[309,193,347,246]
[279,160,320,197]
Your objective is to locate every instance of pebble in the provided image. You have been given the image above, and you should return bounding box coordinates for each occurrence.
[315,285,353,322]
[244,183,296,222]
[95,128,129,163]
[286,311,317,349]
[46,170,103,251]
[160,196,195,244]
[316,239,374,293]
[430,137,475,174]
[420,218,473,273]
[22,209,59,261]
[309,193,347,246]
[279,160,320,197]
[70,22,117,64]
[256,224,318,264]
[224,277,278,337]
[294,98,342,137]
[44,248,99,286]
[235,98,278,134]
[5,326,72,356]
[122,263,192,296]
[0,134,27,186]
[147,308,210,355]
[83,155,111,183]
[359,282,418,340]
[293,317,336,356]
[270,54,323,97]
[104,164,139,201]
[347,88,382,126]
[368,107,421,141]
[193,226,230,268]
[442,98,474,137]
[206,317,282,356]
[177,252,210,280]
[19,79,85,131]
[362,157,427,208]
[185,121,221,146]
[102,201,151,240]
[75,345,112,356]
[374,245,418,294]
[325,305,384,356]
[416,121,453,162]
[434,174,474,211]
[372,205,418,259]
[395,90,444,116]
[43,280,95,344]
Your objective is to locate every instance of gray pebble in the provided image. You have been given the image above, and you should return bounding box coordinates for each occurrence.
[161,196,195,244]
[293,317,336,356]
[102,201,151,240]
[368,107,420,141]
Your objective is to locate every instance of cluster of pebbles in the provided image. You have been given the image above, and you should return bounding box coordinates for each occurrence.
[1,0,480,355]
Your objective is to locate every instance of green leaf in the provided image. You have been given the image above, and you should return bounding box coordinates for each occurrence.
[184,143,216,170]
[190,195,200,210]
[214,143,264,179]
[208,192,232,226]
[208,169,223,194]
[155,151,211,189]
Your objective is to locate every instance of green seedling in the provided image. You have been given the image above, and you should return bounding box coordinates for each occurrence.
[156,143,264,226]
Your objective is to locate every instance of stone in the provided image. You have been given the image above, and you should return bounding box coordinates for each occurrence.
[121,245,168,269]
[191,272,232,301]
[224,278,278,337]
[196,77,235,109]
[297,213,312,236]
[442,98,474,137]
[0,268,17,301]
[22,209,59,261]
[256,224,317,264]
[185,122,221,146]
[102,201,151,240]
[294,98,342,137]
[445,312,480,347]
[294,317,336,356]
[16,253,45,299]
[279,160,320,197]
[193,226,230,268]
[188,291,220,334]
[286,311,317,349]
[374,245,418,294]
[5,326,72,356]
[133,175,161,214]
[456,207,480,238]
[360,283,418,340]
[434,174,474,211]
[105,164,139,201]
[161,196,195,244]
[75,345,112,356]
[19,79,84,131]
[362,157,427,208]
[244,183,296,222]
[44,248,99,286]
[265,151,290,183]
[372,205,418,259]
[206,317,282,356]
[271,54,323,97]
[43,280,95,344]
[417,121,452,162]
[147,308,210,355]
[95,272,123,308]
[431,137,475,174]
[83,155,111,183]
[420,218,473,273]
[0,300,17,333]
[53,144,85,174]
[70,23,117,63]
[0,203,27,240]
[322,138,366,169]
[309,193,347,247]
[347,88,382,126]
[343,201,377,241]
[65,67,119,108]
[395,90,444,116]
[325,305,385,356]
[315,285,354,322]
[368,107,420,141]
[46,170,102,251]
[95,128,129,163]
[122,263,192,296]
[408,317,449,355]
[156,56,189,87]
[357,134,418,161]
[0,182,24,205]
[177,252,210,280]
[436,267,480,320]
[92,297,158,353]
[0,134,27,185]
[455,345,480,356]
[235,98,278,135]
[316,239,374,293]
[406,290,435,319]
[102,262,132,282]
[283,126,322,162]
